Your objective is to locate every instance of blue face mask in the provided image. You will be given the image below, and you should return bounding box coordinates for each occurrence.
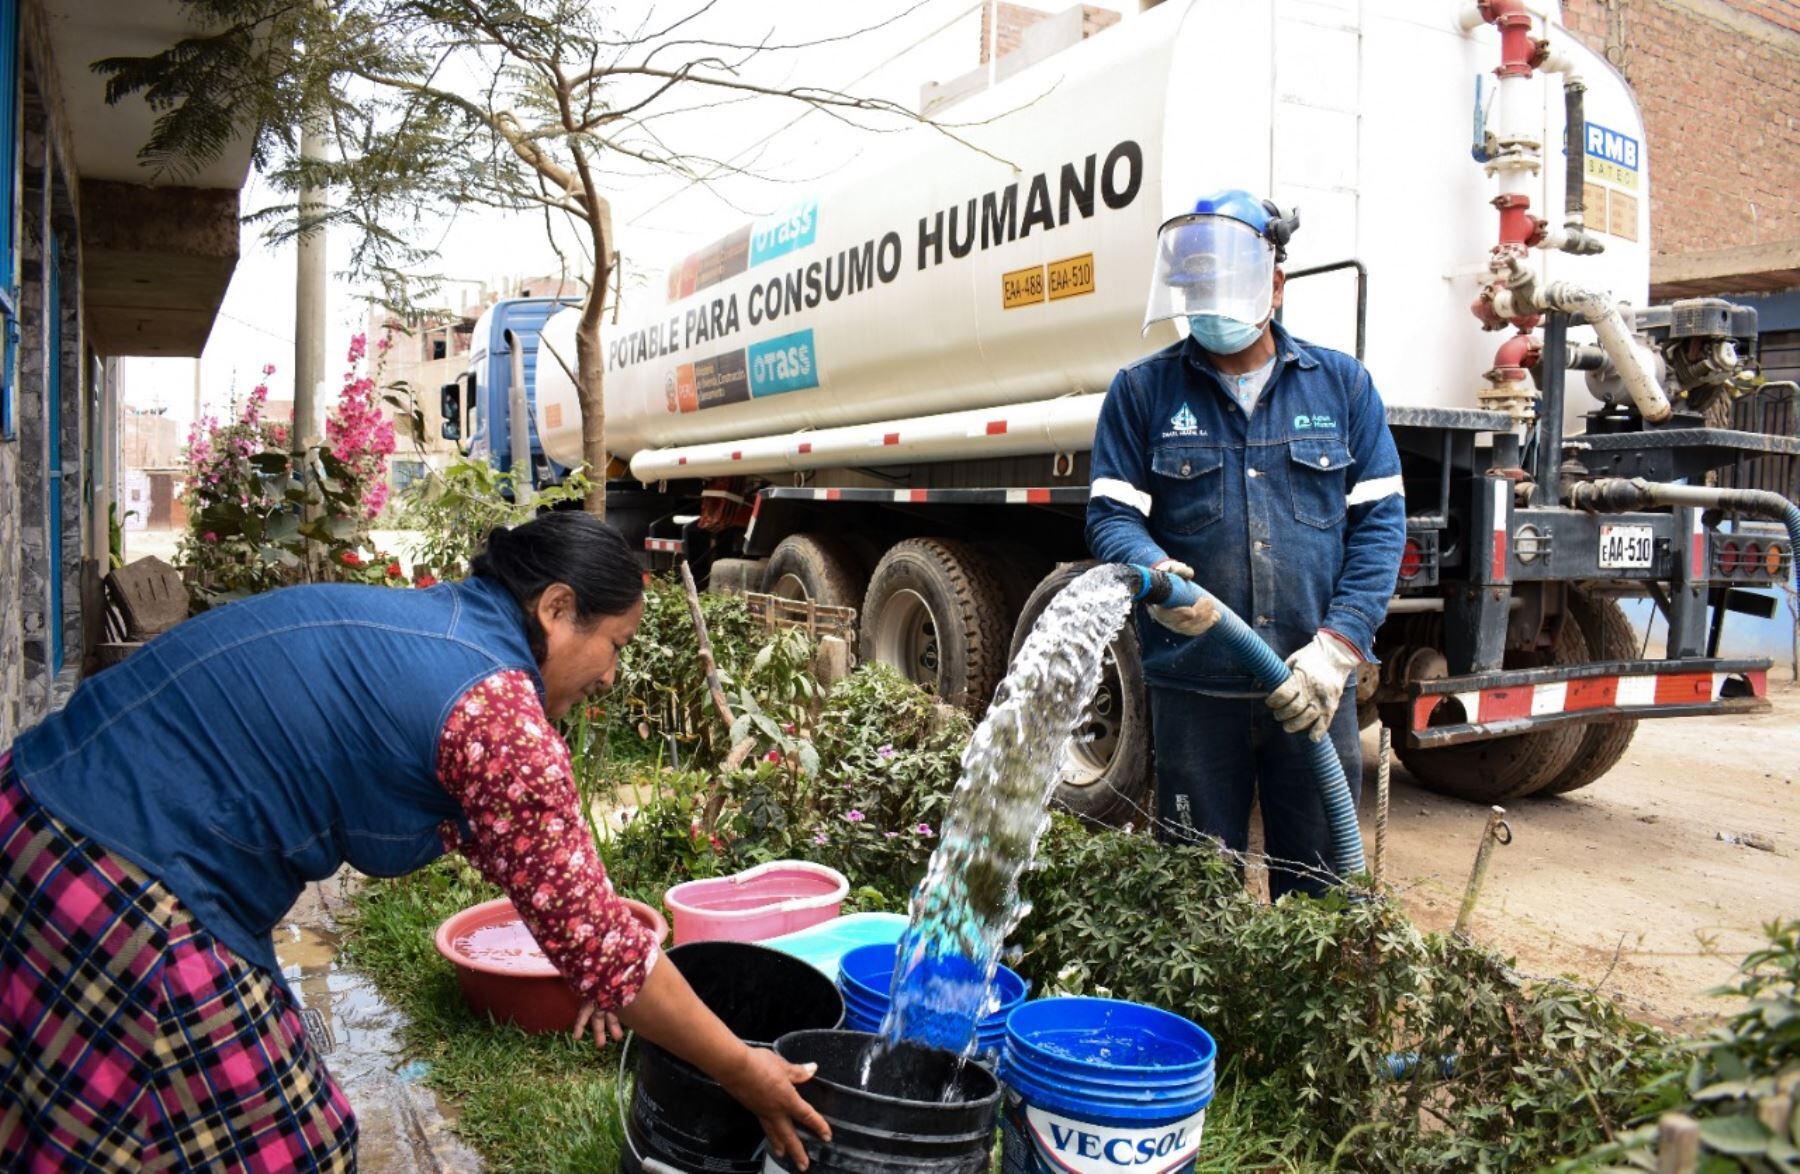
[1187,314,1263,355]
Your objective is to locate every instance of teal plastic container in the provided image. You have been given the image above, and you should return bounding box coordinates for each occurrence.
[761,912,907,982]
[999,996,1216,1173]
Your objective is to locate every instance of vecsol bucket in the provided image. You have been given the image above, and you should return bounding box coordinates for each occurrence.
[622,941,844,1174]
[999,997,1216,1173]
[766,1029,1000,1173]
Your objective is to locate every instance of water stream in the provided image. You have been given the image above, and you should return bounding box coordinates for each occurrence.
[873,566,1134,1073]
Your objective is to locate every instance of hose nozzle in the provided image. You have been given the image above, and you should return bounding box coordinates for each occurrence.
[1126,564,1203,610]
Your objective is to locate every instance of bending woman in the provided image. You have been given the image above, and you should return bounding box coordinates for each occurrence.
[0,512,828,1169]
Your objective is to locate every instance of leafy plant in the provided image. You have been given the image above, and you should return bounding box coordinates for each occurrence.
[398,456,592,578]
[1575,920,1800,1171]
[177,337,409,605]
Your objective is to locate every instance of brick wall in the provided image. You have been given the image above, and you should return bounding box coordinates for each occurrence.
[978,2,1121,64]
[1560,0,1800,260]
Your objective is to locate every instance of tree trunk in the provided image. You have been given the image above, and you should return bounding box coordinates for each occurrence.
[576,199,614,518]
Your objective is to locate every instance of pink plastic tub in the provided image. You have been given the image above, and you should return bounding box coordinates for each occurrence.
[663,861,849,945]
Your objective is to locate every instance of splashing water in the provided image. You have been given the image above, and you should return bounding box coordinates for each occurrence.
[875,566,1135,1066]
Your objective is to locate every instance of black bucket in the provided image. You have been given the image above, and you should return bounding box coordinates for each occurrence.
[621,941,844,1174]
[764,1029,1000,1173]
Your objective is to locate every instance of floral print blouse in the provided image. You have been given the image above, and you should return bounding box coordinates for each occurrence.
[437,670,656,1010]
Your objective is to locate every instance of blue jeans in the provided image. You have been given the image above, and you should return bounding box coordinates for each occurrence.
[1149,688,1362,900]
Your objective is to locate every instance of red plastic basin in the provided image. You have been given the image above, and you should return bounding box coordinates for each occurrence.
[434,895,668,1034]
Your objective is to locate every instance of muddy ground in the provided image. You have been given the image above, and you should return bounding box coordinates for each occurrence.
[1363,679,1800,1030]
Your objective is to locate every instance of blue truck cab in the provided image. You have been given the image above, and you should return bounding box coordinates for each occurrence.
[441,296,578,488]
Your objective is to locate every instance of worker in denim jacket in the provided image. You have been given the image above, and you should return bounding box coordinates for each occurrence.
[1086,189,1406,898]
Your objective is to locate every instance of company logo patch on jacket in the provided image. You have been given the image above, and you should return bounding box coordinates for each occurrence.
[1292,412,1337,432]
[1166,403,1201,437]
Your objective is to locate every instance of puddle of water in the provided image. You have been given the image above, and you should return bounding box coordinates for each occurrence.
[278,873,482,1172]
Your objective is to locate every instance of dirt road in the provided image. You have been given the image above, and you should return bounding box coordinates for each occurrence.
[1367,680,1800,1029]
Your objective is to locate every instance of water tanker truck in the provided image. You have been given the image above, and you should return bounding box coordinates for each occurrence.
[444,0,1800,821]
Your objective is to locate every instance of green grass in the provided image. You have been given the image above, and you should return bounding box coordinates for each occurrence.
[340,860,1304,1172]
[339,859,633,1171]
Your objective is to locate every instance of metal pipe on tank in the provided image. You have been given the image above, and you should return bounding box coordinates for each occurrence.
[629,393,1104,482]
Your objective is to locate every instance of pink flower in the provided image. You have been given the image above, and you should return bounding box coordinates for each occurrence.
[203,531,218,544]
[764,749,782,764]
[876,744,896,760]
[885,831,899,839]
[914,823,934,837]
[262,363,277,376]
[812,831,828,845]
[844,810,865,824]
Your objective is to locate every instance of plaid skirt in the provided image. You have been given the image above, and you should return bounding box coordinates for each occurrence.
[0,757,358,1170]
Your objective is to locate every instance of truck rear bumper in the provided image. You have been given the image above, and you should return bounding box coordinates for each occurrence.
[1398,658,1771,748]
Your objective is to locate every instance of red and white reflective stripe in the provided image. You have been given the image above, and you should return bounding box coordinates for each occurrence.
[1490,480,1508,578]
[744,495,763,544]
[645,538,683,553]
[1412,669,1768,729]
[1003,488,1053,504]
[1689,510,1705,580]
[892,488,930,503]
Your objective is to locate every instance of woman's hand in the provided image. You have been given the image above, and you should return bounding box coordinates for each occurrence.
[571,1000,623,1047]
[717,1044,830,1170]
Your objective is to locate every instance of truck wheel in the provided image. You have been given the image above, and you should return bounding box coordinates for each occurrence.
[1010,563,1152,826]
[1396,616,1591,804]
[1530,591,1640,797]
[863,538,1009,712]
[761,535,866,610]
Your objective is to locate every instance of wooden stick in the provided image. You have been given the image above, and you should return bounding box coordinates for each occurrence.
[680,559,735,731]
[1654,1113,1699,1174]
[1453,806,1512,938]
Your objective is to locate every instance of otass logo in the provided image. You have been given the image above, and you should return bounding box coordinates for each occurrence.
[749,199,819,267]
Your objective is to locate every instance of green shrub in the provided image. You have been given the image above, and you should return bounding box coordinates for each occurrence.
[1573,920,1800,1171]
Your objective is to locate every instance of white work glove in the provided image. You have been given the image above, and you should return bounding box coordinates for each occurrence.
[1265,630,1363,741]
[1147,559,1219,637]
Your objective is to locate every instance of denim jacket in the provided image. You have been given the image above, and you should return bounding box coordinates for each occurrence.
[1086,322,1406,694]
[11,577,539,977]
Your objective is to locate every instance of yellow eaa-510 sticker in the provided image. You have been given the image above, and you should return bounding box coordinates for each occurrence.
[1048,253,1095,301]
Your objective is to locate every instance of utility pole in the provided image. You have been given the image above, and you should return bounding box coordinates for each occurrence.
[293,115,327,454]
[191,357,202,426]
[293,0,329,459]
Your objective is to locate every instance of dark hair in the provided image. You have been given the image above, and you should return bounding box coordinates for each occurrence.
[470,512,643,662]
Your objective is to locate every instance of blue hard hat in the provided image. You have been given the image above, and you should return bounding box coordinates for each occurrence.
[1183,189,1300,261]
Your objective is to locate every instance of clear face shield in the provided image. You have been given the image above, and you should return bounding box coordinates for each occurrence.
[1142,214,1277,336]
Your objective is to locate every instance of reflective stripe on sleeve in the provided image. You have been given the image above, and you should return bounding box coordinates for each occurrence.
[1346,474,1404,507]
[1091,477,1152,516]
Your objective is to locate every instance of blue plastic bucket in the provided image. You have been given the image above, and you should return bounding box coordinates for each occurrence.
[837,943,1027,1053]
[999,997,1216,1173]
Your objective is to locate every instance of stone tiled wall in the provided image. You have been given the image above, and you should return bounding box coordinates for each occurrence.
[2,6,88,751]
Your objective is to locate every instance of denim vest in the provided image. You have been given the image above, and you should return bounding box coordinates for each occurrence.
[1086,324,1407,694]
[10,577,540,976]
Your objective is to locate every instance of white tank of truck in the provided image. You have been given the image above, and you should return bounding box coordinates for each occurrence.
[534,0,1649,478]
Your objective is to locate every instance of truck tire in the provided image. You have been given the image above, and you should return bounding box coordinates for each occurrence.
[1529,591,1640,797]
[761,535,866,610]
[1396,616,1591,804]
[1009,563,1152,826]
[708,557,767,596]
[862,538,1010,712]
